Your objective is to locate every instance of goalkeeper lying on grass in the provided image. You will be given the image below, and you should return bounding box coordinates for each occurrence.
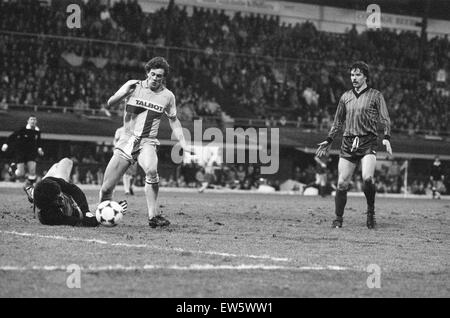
[24,158,126,227]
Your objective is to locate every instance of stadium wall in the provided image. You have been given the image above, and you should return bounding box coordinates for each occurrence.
[2,110,450,160]
[1,112,448,194]
[1,110,449,188]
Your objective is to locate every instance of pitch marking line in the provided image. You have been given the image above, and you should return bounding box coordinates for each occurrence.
[0,264,352,272]
[0,230,290,262]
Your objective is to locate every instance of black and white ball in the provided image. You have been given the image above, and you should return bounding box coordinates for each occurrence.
[95,200,124,227]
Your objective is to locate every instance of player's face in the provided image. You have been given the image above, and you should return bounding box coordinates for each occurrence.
[147,68,165,90]
[57,193,74,216]
[350,69,367,89]
[28,117,37,128]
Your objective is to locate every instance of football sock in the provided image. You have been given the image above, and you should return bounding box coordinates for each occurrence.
[99,189,113,202]
[123,175,131,194]
[363,179,376,212]
[319,185,326,197]
[335,189,347,218]
[145,181,159,219]
[23,185,34,203]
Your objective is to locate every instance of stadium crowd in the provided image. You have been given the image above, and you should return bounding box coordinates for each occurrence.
[0,0,449,134]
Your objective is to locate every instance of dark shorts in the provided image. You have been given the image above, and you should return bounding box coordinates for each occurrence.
[340,134,378,164]
[15,150,37,164]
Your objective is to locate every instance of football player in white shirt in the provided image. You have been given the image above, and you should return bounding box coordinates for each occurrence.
[101,57,193,228]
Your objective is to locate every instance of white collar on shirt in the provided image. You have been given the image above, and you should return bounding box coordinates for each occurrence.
[26,124,39,131]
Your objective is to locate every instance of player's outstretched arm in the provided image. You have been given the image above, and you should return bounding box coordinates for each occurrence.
[377,93,392,157]
[59,182,90,214]
[38,209,80,226]
[315,95,345,158]
[168,116,195,154]
[2,129,21,151]
[107,80,140,108]
[80,213,99,227]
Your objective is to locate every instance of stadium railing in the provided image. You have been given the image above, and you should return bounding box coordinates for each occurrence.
[2,103,120,117]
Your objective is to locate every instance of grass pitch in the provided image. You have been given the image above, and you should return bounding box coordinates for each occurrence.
[0,186,448,297]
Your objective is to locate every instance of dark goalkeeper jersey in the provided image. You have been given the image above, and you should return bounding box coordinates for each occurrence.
[37,177,97,227]
[327,87,391,141]
[430,163,444,181]
[6,125,42,153]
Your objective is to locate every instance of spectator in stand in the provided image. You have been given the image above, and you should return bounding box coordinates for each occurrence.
[0,1,449,135]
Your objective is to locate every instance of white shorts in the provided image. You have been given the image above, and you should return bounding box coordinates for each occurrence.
[114,134,159,164]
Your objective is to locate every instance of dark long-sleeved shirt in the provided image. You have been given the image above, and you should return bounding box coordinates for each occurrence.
[37,177,97,227]
[430,162,444,180]
[327,87,391,142]
[6,125,42,153]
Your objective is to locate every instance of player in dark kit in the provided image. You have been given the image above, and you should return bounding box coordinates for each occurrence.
[24,157,127,226]
[1,115,44,187]
[316,61,392,229]
[430,156,445,199]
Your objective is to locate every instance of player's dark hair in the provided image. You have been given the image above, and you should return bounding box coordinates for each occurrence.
[33,178,62,211]
[144,57,170,77]
[350,61,370,79]
[37,205,65,225]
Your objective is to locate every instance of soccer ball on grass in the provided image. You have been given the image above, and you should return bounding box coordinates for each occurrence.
[95,200,124,227]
